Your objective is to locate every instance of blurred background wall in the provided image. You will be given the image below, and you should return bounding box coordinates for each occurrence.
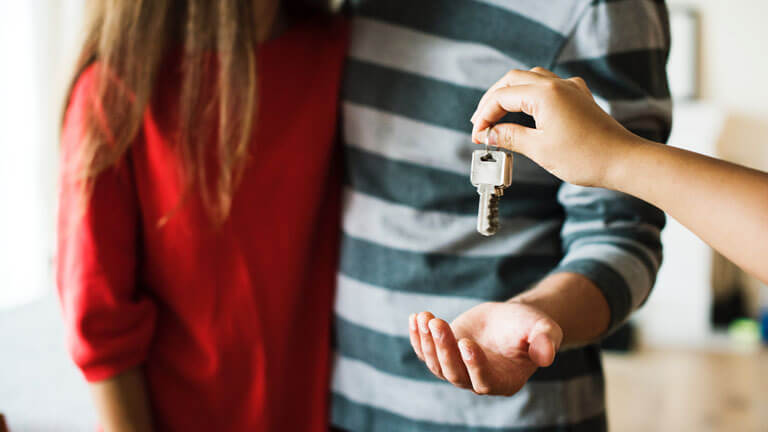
[634,0,768,347]
[0,1,84,309]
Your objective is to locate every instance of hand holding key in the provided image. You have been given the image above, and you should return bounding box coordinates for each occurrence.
[470,67,637,189]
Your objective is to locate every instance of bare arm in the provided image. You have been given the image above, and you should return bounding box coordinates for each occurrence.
[89,368,154,432]
[472,67,768,285]
[609,139,768,284]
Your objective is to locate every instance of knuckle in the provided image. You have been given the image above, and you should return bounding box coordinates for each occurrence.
[537,319,554,332]
[569,76,586,85]
[530,66,547,73]
[504,68,524,80]
[542,79,558,90]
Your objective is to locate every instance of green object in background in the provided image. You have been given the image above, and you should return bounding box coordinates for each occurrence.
[728,318,761,346]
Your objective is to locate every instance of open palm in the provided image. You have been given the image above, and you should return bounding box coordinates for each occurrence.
[409,301,562,396]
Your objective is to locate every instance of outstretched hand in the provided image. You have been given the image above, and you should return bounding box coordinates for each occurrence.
[409,301,563,396]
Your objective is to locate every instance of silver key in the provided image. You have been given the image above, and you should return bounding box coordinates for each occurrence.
[470,149,513,236]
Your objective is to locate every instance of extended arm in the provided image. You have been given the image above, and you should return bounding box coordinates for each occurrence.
[472,69,768,285]
[611,136,768,283]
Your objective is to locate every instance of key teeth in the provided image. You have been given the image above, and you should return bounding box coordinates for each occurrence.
[487,193,500,232]
[475,185,503,236]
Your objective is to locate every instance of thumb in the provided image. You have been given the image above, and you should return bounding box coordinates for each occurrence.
[485,123,537,154]
[527,318,563,367]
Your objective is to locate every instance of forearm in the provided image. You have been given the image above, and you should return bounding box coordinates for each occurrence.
[510,272,610,347]
[89,367,154,432]
[608,137,768,284]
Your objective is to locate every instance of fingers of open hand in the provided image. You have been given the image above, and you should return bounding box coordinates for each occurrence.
[408,313,424,360]
[457,338,496,395]
[417,312,444,379]
[428,319,471,388]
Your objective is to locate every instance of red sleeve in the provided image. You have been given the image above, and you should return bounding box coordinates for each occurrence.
[57,65,156,382]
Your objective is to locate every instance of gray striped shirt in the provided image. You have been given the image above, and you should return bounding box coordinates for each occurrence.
[332,1,671,431]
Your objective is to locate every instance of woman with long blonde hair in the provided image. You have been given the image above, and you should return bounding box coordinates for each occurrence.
[58,1,346,430]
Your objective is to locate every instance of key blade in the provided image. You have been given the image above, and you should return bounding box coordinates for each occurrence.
[476,184,500,236]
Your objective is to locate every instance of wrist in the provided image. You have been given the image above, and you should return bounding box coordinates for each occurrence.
[601,132,648,192]
[508,272,610,346]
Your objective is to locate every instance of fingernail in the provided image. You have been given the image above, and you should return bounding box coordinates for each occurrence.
[459,341,473,360]
[418,316,430,334]
[428,321,442,340]
[409,314,416,331]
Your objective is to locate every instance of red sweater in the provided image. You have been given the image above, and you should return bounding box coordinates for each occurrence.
[57,19,347,431]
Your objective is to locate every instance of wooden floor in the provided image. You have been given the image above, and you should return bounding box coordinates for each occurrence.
[604,349,768,432]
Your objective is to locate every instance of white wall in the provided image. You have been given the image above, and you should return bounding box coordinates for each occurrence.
[0,1,84,309]
[668,0,768,172]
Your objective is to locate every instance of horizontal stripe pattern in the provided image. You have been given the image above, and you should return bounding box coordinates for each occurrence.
[342,102,560,185]
[342,188,562,257]
[349,18,524,90]
[339,234,562,298]
[554,49,671,100]
[475,0,590,35]
[336,0,670,429]
[332,393,608,432]
[594,96,672,130]
[561,242,652,311]
[558,184,666,229]
[556,0,669,63]
[344,59,536,134]
[331,355,605,429]
[570,235,662,275]
[345,146,564,218]
[334,274,482,337]
[348,0,566,66]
